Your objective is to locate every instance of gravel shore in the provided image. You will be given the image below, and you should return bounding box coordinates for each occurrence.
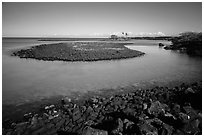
[2,82,202,135]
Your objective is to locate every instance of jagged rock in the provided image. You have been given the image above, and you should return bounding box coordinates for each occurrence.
[23,113,33,120]
[61,97,72,105]
[14,122,29,134]
[185,87,195,94]
[109,118,124,135]
[91,97,99,104]
[148,101,166,117]
[85,106,93,114]
[56,119,66,129]
[174,129,185,135]
[82,126,108,135]
[172,103,181,116]
[123,119,135,131]
[182,120,201,134]
[179,106,201,134]
[72,108,81,122]
[123,107,136,117]
[183,106,198,120]
[164,45,173,50]
[164,112,176,120]
[84,120,97,126]
[143,103,148,110]
[46,123,55,129]
[31,126,47,135]
[159,43,164,47]
[178,112,190,124]
[45,105,55,110]
[80,106,87,113]
[48,115,54,120]
[2,82,202,135]
[161,123,174,135]
[15,122,29,129]
[137,120,158,135]
[198,113,202,131]
[139,118,174,135]
[31,115,38,126]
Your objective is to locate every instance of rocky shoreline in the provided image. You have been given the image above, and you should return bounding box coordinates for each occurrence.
[2,82,202,135]
[12,42,145,62]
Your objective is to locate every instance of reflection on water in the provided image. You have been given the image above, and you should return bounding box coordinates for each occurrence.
[2,39,202,105]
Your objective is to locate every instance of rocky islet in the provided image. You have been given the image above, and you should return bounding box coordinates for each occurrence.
[12,42,145,62]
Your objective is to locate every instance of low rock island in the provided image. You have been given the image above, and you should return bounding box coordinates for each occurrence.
[12,42,145,62]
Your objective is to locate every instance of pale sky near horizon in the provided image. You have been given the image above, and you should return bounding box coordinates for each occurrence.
[2,2,202,37]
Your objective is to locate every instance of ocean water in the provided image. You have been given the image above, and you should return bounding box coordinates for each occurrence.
[2,38,202,105]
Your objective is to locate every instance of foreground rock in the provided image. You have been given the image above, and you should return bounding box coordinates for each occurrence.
[2,82,202,135]
[12,42,145,62]
[159,43,165,47]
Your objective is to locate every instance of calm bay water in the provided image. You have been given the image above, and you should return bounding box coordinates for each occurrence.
[2,38,202,105]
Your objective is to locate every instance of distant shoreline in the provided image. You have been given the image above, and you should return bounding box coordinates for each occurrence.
[2,36,173,40]
[12,42,145,62]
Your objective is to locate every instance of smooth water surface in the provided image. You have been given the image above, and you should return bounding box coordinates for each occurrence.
[2,39,202,105]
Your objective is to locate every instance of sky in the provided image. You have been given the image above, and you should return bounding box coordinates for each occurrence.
[2,2,202,37]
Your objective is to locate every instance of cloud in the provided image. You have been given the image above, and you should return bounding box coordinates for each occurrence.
[137,31,166,37]
[69,31,166,37]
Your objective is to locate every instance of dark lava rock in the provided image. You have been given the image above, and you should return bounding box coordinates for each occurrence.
[2,82,202,135]
[137,120,158,135]
[159,43,164,47]
[122,118,138,134]
[171,103,181,116]
[138,118,174,135]
[147,101,166,117]
[110,118,123,135]
[61,97,72,105]
[82,126,108,135]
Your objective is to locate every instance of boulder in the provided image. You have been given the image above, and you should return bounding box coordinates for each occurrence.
[82,126,108,135]
[164,45,172,50]
[183,106,198,120]
[180,106,201,134]
[109,118,124,135]
[72,108,81,122]
[138,118,174,135]
[161,123,174,135]
[143,103,148,110]
[178,112,190,124]
[137,120,158,135]
[123,107,136,117]
[172,104,181,116]
[123,119,135,131]
[148,101,166,117]
[61,97,72,105]
[85,106,93,114]
[84,120,97,126]
[185,87,195,94]
[31,115,38,126]
[159,43,164,47]
[181,119,201,134]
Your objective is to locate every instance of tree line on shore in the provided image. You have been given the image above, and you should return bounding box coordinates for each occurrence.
[170,32,202,56]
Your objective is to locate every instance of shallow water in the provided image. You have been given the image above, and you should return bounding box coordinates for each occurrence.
[2,39,202,105]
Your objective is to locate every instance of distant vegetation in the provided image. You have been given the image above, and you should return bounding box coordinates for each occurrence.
[130,36,172,41]
[166,32,202,56]
[110,32,129,41]
[12,42,145,62]
[110,32,172,41]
